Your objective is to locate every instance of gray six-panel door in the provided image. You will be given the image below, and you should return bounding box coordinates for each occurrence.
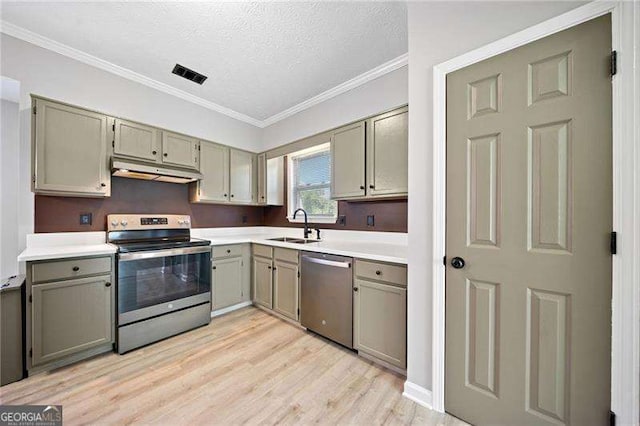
[445,15,612,426]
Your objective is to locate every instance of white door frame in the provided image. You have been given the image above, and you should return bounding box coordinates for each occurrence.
[431,1,639,424]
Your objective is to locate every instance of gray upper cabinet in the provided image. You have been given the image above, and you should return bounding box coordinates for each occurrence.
[329,106,408,201]
[113,118,160,162]
[229,149,255,204]
[192,141,229,203]
[366,107,408,197]
[33,97,111,197]
[331,121,366,199]
[257,153,267,205]
[161,131,200,170]
[30,274,113,368]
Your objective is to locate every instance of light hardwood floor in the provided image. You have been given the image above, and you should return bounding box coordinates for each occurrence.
[0,307,465,425]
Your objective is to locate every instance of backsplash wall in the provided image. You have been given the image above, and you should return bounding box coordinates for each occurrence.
[35,177,408,233]
[34,177,264,233]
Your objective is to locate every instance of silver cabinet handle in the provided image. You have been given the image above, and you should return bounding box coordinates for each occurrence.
[301,256,351,268]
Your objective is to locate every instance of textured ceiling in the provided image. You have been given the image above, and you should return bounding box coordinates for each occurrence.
[0,2,407,121]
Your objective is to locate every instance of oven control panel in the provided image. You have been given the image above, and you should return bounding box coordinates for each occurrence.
[107,214,190,231]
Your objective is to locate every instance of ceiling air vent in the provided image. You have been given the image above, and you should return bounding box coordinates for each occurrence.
[172,64,208,85]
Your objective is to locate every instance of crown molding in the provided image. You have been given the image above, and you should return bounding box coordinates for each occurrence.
[0,20,407,129]
[260,53,408,127]
[0,20,263,127]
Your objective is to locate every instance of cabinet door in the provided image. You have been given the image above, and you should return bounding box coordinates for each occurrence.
[31,275,113,367]
[114,119,160,162]
[197,141,229,203]
[212,256,243,310]
[367,107,408,196]
[33,98,110,196]
[354,279,406,368]
[257,153,267,205]
[229,149,255,203]
[273,260,299,321]
[161,131,200,170]
[252,256,273,309]
[331,121,365,199]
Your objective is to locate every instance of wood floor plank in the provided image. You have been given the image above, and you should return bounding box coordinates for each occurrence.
[0,307,466,425]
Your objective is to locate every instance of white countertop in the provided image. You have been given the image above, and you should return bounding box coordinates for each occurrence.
[17,232,117,262]
[18,227,407,264]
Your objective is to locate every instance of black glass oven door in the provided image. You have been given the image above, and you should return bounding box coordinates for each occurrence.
[117,247,211,323]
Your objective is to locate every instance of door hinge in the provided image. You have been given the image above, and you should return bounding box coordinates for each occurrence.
[610,51,617,77]
[610,231,617,255]
[112,140,115,148]
[28,294,32,303]
[297,271,300,278]
[443,256,447,266]
[610,410,616,426]
[29,348,32,358]
[32,105,36,115]
[32,175,36,184]
[112,123,115,132]
[297,308,300,316]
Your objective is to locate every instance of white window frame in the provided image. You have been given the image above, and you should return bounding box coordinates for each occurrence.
[286,143,337,224]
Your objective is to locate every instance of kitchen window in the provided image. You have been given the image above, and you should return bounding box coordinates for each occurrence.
[287,143,337,223]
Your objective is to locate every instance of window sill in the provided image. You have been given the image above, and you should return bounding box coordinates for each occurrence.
[286,216,337,224]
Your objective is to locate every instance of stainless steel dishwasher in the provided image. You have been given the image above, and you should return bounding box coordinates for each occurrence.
[300,252,353,349]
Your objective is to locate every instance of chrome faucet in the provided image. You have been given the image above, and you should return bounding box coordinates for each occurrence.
[293,208,311,239]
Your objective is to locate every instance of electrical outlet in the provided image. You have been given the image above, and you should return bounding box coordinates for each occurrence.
[241,215,248,224]
[79,213,92,225]
[367,215,375,227]
[337,215,346,226]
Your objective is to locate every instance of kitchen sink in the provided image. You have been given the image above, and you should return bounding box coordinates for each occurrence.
[267,237,320,244]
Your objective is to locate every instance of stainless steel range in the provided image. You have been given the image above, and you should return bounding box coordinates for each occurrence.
[107,214,211,354]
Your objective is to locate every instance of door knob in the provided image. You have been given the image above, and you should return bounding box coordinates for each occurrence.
[451,257,465,269]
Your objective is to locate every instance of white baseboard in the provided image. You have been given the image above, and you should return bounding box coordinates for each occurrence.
[210,301,253,318]
[403,381,433,410]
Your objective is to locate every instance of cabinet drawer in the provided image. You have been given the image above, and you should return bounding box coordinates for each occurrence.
[32,257,112,283]
[253,244,273,259]
[212,245,242,259]
[274,247,298,264]
[355,260,406,287]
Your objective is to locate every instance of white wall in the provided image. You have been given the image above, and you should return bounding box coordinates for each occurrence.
[261,66,407,150]
[0,33,263,262]
[406,0,586,396]
[0,98,20,277]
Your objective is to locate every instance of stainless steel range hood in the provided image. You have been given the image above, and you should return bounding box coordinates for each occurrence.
[111,158,203,184]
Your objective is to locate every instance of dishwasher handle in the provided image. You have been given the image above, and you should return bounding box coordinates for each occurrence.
[301,256,351,269]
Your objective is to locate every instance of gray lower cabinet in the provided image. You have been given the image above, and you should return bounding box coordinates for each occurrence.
[273,253,299,321]
[212,244,250,311]
[353,260,407,369]
[252,245,300,320]
[31,275,113,369]
[253,254,273,309]
[212,257,243,310]
[32,97,111,197]
[27,256,115,373]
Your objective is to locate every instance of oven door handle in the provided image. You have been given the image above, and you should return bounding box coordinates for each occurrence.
[118,246,211,261]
